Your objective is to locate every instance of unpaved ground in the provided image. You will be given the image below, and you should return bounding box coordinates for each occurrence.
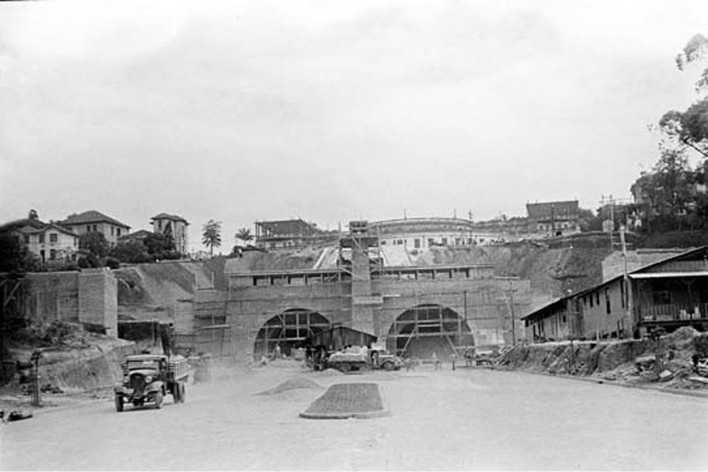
[2,361,707,471]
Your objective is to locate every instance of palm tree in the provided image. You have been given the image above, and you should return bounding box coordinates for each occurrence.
[235,227,253,245]
[202,220,222,256]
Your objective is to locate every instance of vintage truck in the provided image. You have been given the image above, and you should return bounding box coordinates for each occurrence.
[114,354,189,412]
[326,346,403,372]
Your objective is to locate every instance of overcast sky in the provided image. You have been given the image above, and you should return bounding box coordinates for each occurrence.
[1,0,707,253]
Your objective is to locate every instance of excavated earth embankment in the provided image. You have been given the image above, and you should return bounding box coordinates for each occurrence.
[496,327,708,394]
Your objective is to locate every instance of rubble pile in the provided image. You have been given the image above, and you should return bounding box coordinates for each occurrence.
[497,327,708,392]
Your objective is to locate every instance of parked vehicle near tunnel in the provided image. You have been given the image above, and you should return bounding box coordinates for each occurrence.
[114,354,189,412]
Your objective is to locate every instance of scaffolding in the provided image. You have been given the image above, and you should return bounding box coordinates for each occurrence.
[253,308,332,358]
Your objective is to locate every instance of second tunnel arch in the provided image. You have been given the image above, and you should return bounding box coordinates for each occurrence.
[386,303,475,358]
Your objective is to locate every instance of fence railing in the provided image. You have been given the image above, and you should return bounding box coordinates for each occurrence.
[637,303,708,322]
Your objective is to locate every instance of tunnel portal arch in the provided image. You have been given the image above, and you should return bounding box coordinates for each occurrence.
[386,304,474,358]
[253,308,330,360]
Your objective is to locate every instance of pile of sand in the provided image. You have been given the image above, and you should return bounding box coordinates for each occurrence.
[315,368,344,377]
[257,377,323,396]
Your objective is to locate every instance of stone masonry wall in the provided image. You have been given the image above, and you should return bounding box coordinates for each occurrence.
[23,272,80,324]
[78,268,118,336]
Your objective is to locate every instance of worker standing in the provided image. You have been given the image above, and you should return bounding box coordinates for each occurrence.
[450,351,457,371]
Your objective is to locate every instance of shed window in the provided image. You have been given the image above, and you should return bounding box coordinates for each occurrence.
[605,288,611,314]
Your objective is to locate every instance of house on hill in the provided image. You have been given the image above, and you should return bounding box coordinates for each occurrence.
[150,213,189,254]
[0,210,79,264]
[118,229,153,245]
[254,219,333,250]
[59,210,130,246]
[526,200,580,237]
[522,246,708,342]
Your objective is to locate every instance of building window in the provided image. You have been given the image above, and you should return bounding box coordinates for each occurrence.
[117,228,121,236]
[86,225,91,232]
[23,235,29,244]
[590,294,594,307]
[40,250,45,261]
[595,292,600,306]
[50,233,58,243]
[93,225,98,232]
[605,288,611,314]
[562,315,567,323]
[414,239,420,248]
[39,233,45,243]
[441,237,448,245]
[428,238,434,247]
[50,249,56,260]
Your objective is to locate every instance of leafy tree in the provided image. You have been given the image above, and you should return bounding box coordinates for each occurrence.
[235,227,253,243]
[202,220,222,256]
[577,208,602,232]
[110,241,152,263]
[630,148,705,232]
[144,232,178,259]
[0,230,40,274]
[660,33,708,158]
[79,232,109,261]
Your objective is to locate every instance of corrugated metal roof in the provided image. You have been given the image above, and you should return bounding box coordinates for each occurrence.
[630,271,708,279]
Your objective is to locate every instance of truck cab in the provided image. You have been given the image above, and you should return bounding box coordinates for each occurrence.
[114,354,188,412]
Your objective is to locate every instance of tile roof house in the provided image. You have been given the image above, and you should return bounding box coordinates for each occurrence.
[0,211,79,264]
[59,210,130,246]
[150,213,189,255]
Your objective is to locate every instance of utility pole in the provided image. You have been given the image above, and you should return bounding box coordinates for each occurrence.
[621,225,633,338]
[509,280,516,345]
[609,194,615,250]
[496,277,520,346]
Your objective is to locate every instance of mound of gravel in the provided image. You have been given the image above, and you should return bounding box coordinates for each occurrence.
[316,368,344,377]
[299,383,388,419]
[257,377,323,396]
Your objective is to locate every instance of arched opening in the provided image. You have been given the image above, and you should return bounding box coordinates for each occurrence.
[386,304,474,358]
[253,308,330,360]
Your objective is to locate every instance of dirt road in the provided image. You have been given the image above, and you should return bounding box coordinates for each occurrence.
[2,362,707,470]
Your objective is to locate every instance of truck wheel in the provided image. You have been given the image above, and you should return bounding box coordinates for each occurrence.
[180,384,186,403]
[339,363,351,373]
[154,391,163,409]
[114,395,123,412]
[382,361,394,371]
